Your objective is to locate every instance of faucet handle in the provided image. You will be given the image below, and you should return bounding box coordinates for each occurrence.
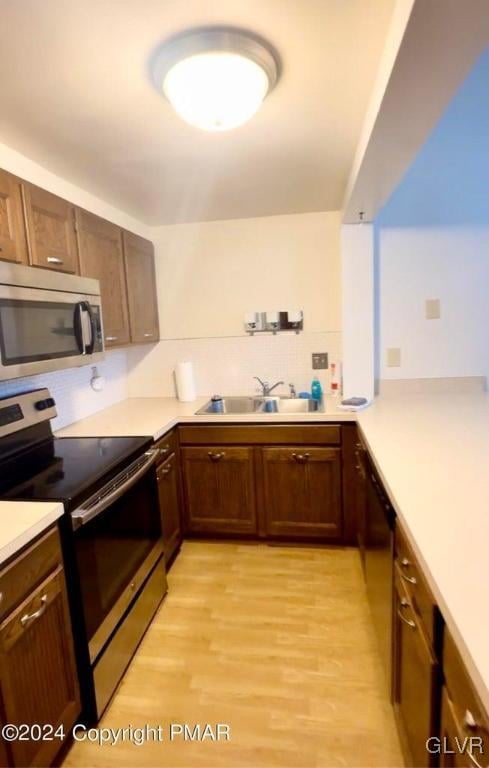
[289,383,297,397]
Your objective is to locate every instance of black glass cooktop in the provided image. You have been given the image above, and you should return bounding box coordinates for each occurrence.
[0,435,152,510]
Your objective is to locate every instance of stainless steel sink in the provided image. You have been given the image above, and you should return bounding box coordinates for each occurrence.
[195,396,324,415]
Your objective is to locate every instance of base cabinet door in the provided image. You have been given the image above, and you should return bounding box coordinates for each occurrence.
[393,571,437,767]
[182,446,257,535]
[262,447,342,539]
[22,183,78,273]
[0,566,81,767]
[0,170,28,265]
[76,210,130,347]
[157,453,182,566]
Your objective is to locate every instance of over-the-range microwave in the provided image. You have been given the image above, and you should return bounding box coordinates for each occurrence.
[0,262,104,380]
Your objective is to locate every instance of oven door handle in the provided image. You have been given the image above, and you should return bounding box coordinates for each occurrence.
[71,449,158,530]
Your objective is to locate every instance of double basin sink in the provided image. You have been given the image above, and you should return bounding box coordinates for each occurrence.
[196,396,324,415]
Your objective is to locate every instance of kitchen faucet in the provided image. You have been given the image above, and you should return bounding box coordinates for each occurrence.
[253,377,284,396]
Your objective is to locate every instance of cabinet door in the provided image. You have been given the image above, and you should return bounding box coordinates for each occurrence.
[393,572,437,768]
[76,210,130,347]
[157,453,182,567]
[0,170,28,264]
[22,183,78,273]
[123,231,159,344]
[262,447,342,539]
[182,446,257,535]
[0,566,81,767]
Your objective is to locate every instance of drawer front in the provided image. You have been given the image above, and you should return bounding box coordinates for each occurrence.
[443,629,489,746]
[154,429,178,465]
[395,521,437,647]
[0,526,62,621]
[178,424,341,446]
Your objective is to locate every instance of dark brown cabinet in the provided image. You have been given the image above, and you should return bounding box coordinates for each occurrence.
[0,528,80,767]
[440,629,489,768]
[393,567,438,767]
[76,209,130,347]
[157,453,182,567]
[0,170,28,265]
[262,446,342,540]
[123,231,159,345]
[182,446,257,535]
[22,183,78,273]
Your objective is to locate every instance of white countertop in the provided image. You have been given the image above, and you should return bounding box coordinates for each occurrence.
[0,501,64,566]
[357,392,489,713]
[56,392,489,712]
[56,395,355,440]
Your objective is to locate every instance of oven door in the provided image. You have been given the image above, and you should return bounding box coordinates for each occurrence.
[0,284,104,379]
[71,449,165,663]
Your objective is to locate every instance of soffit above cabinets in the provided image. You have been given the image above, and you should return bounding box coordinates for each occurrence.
[343,0,489,224]
[0,0,394,225]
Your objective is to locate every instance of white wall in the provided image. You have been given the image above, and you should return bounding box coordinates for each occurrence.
[127,211,342,398]
[341,223,374,400]
[375,46,489,387]
[378,228,489,382]
[153,211,341,339]
[0,143,149,425]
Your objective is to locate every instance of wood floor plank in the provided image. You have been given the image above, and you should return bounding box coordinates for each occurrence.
[63,541,403,768]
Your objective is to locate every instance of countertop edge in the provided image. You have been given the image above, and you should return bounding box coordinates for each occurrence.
[0,502,64,567]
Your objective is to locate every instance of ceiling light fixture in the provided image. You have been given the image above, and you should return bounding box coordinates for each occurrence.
[151,28,279,131]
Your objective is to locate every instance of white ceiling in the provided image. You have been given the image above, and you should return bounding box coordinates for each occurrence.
[0,0,394,225]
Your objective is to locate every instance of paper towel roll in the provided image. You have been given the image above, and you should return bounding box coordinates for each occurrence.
[175,361,196,402]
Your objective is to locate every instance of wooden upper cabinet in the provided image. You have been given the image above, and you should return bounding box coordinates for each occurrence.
[262,447,342,540]
[22,183,78,273]
[76,209,130,347]
[122,231,159,344]
[0,170,28,265]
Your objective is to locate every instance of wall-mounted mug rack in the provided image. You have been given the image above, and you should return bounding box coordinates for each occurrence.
[244,310,304,335]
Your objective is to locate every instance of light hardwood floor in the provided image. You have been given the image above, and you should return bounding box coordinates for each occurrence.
[64,542,403,768]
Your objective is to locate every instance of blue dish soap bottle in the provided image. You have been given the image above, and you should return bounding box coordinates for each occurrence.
[311,376,323,401]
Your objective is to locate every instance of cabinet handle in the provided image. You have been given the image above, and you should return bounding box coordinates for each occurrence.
[20,594,48,627]
[143,333,153,338]
[463,711,487,768]
[397,597,416,629]
[47,256,64,264]
[292,452,310,462]
[399,557,417,584]
[208,451,225,461]
[105,335,118,342]
[159,445,170,456]
[160,464,172,476]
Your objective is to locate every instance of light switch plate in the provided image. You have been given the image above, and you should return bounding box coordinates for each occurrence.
[312,353,328,370]
[426,299,441,320]
[386,347,401,367]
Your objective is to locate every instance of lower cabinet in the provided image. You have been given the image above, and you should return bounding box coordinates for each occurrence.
[393,567,438,767]
[0,527,80,767]
[261,446,342,539]
[440,629,489,768]
[156,453,182,567]
[181,446,257,535]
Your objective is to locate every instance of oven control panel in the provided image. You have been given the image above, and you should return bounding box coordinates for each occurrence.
[0,388,57,438]
[0,403,23,427]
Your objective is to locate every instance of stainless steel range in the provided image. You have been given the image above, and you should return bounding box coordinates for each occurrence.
[0,388,167,721]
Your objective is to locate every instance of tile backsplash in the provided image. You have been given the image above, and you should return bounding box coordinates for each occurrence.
[127,332,342,398]
[0,350,128,431]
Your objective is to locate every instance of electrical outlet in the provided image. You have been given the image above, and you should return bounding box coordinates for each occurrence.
[386,347,401,367]
[426,299,441,320]
[312,353,328,370]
